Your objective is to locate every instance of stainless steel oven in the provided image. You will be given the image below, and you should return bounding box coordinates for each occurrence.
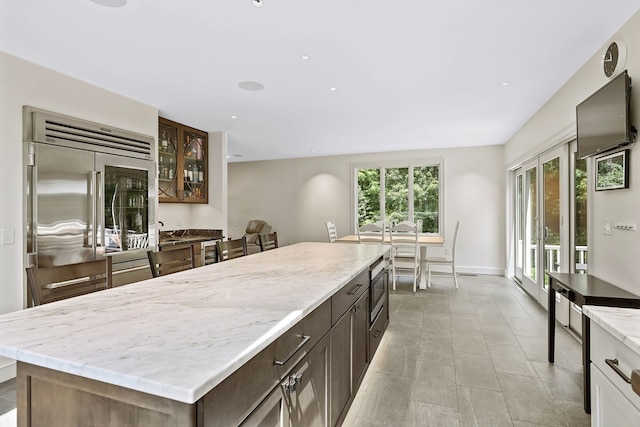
[370,257,387,323]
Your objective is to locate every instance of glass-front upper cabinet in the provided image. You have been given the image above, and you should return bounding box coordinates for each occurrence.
[182,128,207,202]
[158,119,179,202]
[158,117,208,204]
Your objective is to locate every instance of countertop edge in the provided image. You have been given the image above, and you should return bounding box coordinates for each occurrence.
[583,305,640,355]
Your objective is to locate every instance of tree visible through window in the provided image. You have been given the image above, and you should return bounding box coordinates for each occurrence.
[356,163,441,234]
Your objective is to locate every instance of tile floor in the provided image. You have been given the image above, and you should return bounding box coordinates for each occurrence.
[343,274,590,427]
[0,274,590,427]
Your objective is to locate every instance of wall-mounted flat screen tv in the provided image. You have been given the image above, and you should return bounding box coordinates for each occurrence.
[576,70,633,159]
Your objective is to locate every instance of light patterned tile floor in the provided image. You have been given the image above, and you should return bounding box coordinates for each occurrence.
[343,274,591,427]
[0,275,590,427]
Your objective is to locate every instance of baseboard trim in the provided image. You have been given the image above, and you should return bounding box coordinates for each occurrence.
[427,265,505,276]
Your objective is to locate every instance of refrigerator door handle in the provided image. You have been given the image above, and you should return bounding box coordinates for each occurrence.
[88,171,96,249]
[96,171,104,248]
[26,163,38,264]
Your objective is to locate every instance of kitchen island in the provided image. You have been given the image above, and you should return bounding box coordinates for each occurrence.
[0,242,389,426]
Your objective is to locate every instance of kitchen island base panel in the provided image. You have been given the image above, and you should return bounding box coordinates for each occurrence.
[17,361,197,427]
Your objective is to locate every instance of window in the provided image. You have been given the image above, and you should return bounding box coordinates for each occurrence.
[355,161,442,234]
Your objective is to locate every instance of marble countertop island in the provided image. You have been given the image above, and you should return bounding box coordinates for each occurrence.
[0,242,388,404]
[583,305,640,355]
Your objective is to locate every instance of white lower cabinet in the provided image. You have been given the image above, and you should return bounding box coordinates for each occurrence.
[591,364,639,427]
[589,321,640,427]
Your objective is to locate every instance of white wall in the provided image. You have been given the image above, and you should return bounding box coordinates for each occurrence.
[228,144,505,276]
[504,12,640,295]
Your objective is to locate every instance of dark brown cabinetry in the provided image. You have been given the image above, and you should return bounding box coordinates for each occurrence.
[330,271,370,427]
[158,117,208,204]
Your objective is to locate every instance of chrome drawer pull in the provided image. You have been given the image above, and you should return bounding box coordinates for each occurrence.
[605,358,631,384]
[348,283,364,295]
[274,335,311,366]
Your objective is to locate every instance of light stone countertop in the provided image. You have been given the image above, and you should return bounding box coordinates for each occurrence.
[0,242,389,404]
[583,305,640,355]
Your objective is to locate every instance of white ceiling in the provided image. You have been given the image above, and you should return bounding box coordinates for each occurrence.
[1,1,638,162]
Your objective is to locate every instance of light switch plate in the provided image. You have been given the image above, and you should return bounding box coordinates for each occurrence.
[1,227,15,245]
[603,217,612,235]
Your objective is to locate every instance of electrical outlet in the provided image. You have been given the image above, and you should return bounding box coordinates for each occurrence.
[603,217,612,235]
[177,217,182,227]
[614,223,637,231]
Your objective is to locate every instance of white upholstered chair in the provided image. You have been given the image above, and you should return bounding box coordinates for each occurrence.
[389,221,420,292]
[325,220,337,243]
[357,221,386,244]
[426,221,460,289]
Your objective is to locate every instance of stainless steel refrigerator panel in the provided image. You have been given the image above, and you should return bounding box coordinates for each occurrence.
[30,143,95,267]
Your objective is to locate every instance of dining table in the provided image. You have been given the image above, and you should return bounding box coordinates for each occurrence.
[336,234,444,290]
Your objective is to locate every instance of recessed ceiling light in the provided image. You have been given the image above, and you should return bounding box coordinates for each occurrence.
[501,82,511,87]
[238,81,265,91]
[252,0,264,7]
[231,115,238,119]
[329,87,337,91]
[89,0,126,6]
[300,55,311,60]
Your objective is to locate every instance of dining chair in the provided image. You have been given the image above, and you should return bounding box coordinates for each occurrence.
[426,221,460,289]
[325,220,337,243]
[147,245,196,278]
[217,237,248,262]
[26,258,113,306]
[357,221,386,244]
[389,221,420,292]
[258,232,278,251]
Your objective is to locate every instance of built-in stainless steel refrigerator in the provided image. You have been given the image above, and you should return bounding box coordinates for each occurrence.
[24,107,157,270]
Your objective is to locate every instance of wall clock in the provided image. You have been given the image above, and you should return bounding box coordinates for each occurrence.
[602,40,627,78]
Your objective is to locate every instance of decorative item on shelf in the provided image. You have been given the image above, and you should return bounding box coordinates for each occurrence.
[160,130,168,151]
[192,163,199,183]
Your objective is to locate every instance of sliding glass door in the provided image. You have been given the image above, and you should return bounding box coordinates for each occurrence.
[513,147,566,308]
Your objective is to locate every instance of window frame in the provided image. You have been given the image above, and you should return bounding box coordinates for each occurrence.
[351,158,444,236]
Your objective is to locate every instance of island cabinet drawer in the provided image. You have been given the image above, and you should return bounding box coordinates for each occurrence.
[201,299,331,427]
[590,321,640,408]
[369,302,388,358]
[331,269,369,325]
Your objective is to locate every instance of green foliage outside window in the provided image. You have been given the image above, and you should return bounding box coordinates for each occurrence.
[357,164,440,233]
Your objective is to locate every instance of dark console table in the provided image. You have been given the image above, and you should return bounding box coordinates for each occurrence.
[547,272,640,413]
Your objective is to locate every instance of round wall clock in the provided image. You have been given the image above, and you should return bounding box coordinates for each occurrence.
[602,40,627,78]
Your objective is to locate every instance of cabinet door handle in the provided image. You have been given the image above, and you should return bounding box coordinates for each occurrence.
[274,335,311,366]
[285,373,303,393]
[374,329,382,338]
[605,358,631,384]
[348,283,364,295]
